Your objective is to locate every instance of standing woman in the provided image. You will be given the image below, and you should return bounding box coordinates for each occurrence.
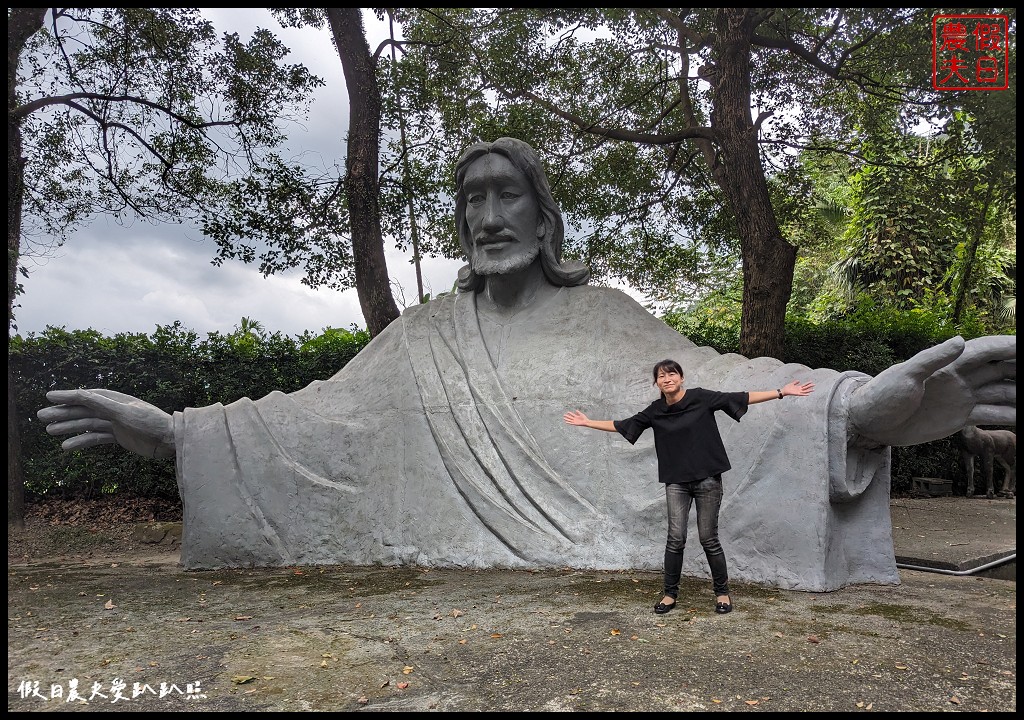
[564,359,814,615]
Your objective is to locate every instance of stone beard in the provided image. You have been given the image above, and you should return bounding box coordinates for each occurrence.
[471,242,540,276]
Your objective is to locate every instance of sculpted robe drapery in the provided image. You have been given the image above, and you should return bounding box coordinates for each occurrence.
[174,286,894,591]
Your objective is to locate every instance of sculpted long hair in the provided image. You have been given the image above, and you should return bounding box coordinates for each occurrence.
[454,137,590,292]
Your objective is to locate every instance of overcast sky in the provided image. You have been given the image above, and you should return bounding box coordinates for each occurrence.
[13,9,465,340]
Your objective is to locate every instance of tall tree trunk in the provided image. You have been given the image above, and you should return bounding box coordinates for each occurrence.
[326,7,400,337]
[7,8,47,530]
[711,9,795,360]
[951,182,995,324]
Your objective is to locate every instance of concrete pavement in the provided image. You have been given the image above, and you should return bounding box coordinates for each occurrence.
[7,496,1016,712]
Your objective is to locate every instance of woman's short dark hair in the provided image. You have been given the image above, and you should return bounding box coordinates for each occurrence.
[652,359,684,385]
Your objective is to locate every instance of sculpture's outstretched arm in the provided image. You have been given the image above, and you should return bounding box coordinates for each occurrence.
[848,335,1016,448]
[38,389,175,459]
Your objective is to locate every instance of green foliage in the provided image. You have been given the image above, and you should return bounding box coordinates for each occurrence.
[10,321,370,500]
[839,138,958,308]
[783,299,990,376]
[777,119,1015,333]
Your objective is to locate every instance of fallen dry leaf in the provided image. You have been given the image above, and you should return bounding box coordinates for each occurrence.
[610,629,621,636]
[745,700,759,706]
[402,666,414,674]
[490,633,503,639]
[232,676,255,685]
[104,599,116,610]
[452,609,464,618]
[319,660,328,668]
[950,696,961,705]
[856,701,864,708]
[894,664,908,670]
[357,697,368,705]
[807,634,820,643]
[397,682,409,690]
[234,615,253,621]
[712,698,722,703]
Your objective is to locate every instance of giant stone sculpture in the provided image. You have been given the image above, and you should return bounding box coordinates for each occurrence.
[39,137,1017,591]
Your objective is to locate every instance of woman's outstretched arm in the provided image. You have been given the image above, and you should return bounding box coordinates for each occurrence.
[563,410,617,432]
[748,379,815,406]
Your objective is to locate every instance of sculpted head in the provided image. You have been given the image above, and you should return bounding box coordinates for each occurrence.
[454,137,589,292]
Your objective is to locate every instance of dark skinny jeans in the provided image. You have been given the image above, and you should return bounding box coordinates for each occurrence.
[663,475,730,599]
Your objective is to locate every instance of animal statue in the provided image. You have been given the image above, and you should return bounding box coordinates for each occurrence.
[958,425,1016,499]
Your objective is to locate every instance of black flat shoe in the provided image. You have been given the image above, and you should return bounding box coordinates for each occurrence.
[715,601,732,614]
[654,600,676,615]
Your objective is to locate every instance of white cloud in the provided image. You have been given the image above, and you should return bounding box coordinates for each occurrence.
[15,213,463,337]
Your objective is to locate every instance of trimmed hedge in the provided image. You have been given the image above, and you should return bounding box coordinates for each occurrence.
[10,322,369,500]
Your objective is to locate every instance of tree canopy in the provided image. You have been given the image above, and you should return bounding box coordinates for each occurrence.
[379,7,1015,356]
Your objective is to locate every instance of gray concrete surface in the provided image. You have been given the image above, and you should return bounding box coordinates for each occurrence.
[7,497,1016,712]
[892,495,1016,576]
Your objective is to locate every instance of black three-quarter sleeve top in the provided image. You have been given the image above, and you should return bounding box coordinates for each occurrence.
[613,388,749,484]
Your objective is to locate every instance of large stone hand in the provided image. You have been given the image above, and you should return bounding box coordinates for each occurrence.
[37,389,175,459]
[848,335,1016,448]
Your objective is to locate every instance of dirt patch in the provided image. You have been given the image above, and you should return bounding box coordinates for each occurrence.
[8,497,182,566]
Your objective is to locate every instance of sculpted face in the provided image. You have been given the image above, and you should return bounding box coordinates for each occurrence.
[462,153,543,276]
